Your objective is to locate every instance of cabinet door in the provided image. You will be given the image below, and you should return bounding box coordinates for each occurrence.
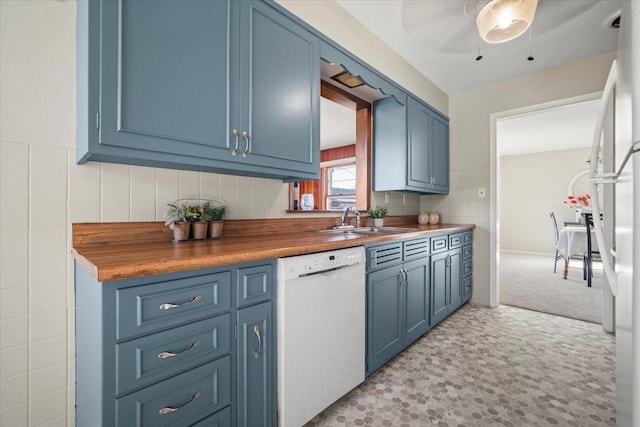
[99,0,235,160]
[237,301,274,427]
[430,113,449,193]
[407,98,432,190]
[403,258,430,344]
[430,252,448,326]
[366,267,404,375]
[238,1,320,177]
[448,249,462,312]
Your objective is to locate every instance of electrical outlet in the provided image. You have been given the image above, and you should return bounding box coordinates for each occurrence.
[384,192,389,203]
[478,187,486,199]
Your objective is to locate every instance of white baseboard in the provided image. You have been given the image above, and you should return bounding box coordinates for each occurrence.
[501,249,555,257]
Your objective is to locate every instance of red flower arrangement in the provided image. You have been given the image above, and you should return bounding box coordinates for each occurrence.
[564,194,590,208]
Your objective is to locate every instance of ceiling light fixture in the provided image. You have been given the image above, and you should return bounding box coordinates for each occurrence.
[477,0,538,44]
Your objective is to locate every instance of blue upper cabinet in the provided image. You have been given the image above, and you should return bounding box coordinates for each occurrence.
[373,95,449,194]
[77,0,319,181]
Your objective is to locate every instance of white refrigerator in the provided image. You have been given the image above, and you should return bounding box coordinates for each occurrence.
[590,1,639,425]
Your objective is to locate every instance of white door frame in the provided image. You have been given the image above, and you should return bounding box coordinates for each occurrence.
[489,91,614,331]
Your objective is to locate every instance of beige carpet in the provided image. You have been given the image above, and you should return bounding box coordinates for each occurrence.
[499,251,602,324]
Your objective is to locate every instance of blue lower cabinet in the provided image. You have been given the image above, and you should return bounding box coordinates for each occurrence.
[75,259,276,427]
[236,301,275,427]
[366,230,472,376]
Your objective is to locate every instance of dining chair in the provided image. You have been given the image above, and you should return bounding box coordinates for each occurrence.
[549,212,564,273]
[581,212,601,287]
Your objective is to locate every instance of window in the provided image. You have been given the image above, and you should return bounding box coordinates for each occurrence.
[325,162,356,210]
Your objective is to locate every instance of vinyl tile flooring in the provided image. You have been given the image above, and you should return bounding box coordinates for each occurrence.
[306,304,615,427]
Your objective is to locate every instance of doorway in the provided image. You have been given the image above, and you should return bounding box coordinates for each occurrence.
[491,93,614,327]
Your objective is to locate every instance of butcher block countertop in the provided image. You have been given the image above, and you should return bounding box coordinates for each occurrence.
[72,217,475,282]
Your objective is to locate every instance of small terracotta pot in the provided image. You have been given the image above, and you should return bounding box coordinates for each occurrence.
[172,222,191,242]
[191,222,208,240]
[209,221,224,239]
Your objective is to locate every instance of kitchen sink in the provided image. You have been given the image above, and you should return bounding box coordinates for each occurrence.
[313,226,418,235]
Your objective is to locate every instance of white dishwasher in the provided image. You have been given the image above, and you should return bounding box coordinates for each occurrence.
[277,246,366,427]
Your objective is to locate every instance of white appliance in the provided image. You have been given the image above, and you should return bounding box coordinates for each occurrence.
[590,2,639,424]
[277,247,366,427]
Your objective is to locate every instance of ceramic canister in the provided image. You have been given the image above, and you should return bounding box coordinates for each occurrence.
[418,212,430,225]
[428,212,440,225]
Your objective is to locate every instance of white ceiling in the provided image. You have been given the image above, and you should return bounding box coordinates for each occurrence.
[497,98,600,156]
[321,97,356,149]
[336,0,621,94]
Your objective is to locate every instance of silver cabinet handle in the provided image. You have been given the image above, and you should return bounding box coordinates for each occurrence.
[399,268,408,287]
[242,131,249,158]
[158,391,202,415]
[253,325,262,359]
[159,295,202,311]
[231,128,239,156]
[157,341,200,359]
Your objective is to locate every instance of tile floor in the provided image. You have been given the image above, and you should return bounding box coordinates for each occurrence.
[307,304,615,427]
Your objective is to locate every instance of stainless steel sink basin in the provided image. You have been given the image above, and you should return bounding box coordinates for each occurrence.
[351,226,418,235]
[313,226,418,235]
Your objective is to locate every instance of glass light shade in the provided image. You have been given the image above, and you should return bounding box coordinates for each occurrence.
[477,0,538,44]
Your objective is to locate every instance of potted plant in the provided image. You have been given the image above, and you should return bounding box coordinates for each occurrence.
[204,202,226,239]
[186,204,208,240]
[164,202,196,241]
[368,206,388,227]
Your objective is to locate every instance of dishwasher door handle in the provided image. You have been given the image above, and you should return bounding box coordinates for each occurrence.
[298,263,362,278]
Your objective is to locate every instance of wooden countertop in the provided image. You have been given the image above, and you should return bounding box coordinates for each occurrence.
[72,219,474,282]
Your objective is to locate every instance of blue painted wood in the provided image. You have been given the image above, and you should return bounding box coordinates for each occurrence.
[373,96,449,194]
[236,301,274,427]
[115,315,231,396]
[116,357,231,427]
[191,406,232,427]
[430,112,450,192]
[116,271,231,341]
[431,235,449,254]
[238,0,319,176]
[75,259,276,426]
[403,237,430,262]
[403,258,430,343]
[448,248,463,312]
[449,233,463,248]
[236,263,273,308]
[99,0,234,158]
[407,98,432,190]
[366,266,404,375]
[78,0,319,181]
[372,96,408,192]
[463,276,473,302]
[430,252,449,326]
[463,245,473,260]
[366,241,403,271]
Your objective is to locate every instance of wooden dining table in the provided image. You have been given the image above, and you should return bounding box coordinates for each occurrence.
[556,225,599,279]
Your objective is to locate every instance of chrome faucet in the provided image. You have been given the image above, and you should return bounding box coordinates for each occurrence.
[340,206,360,228]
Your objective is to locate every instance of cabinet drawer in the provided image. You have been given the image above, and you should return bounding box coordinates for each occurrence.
[462,245,472,260]
[236,263,273,308]
[191,406,231,427]
[430,236,448,253]
[116,272,231,341]
[463,231,473,244]
[463,276,472,298]
[367,242,403,270]
[403,238,429,261]
[115,315,231,395]
[116,357,231,427]
[463,260,472,278]
[449,233,463,248]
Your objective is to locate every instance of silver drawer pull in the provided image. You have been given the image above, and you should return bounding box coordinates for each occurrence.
[159,295,203,311]
[158,391,202,415]
[231,128,239,156]
[253,326,262,359]
[157,341,200,359]
[242,130,249,158]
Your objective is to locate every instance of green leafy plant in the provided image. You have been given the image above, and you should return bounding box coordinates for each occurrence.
[367,206,388,218]
[164,203,197,229]
[204,202,226,221]
[185,205,206,222]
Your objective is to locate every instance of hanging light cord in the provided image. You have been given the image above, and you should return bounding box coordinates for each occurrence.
[527,27,534,61]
